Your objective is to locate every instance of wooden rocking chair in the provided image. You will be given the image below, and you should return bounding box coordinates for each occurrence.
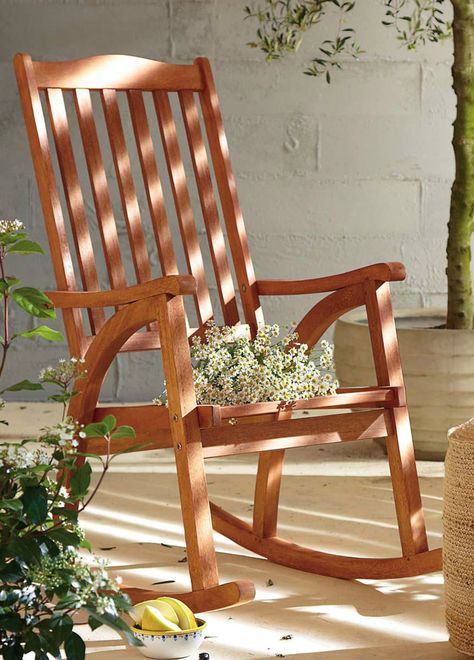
[15,52,441,612]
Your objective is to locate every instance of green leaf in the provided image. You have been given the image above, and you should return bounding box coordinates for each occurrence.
[83,422,109,438]
[79,538,92,552]
[12,287,56,319]
[1,379,43,394]
[48,528,81,548]
[0,613,24,631]
[49,614,74,643]
[101,415,116,433]
[15,325,64,342]
[55,593,82,610]
[64,631,86,660]
[8,239,44,255]
[111,425,136,440]
[84,609,141,647]
[0,498,23,512]
[21,485,48,524]
[2,640,24,659]
[70,462,92,497]
[88,615,102,631]
[0,277,20,293]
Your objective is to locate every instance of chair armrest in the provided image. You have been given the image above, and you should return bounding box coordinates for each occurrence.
[256,262,406,296]
[47,274,197,309]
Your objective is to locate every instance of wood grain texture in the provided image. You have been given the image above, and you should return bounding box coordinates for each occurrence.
[179,89,239,325]
[14,53,84,355]
[196,57,264,334]
[74,87,127,292]
[211,502,442,579]
[127,90,179,277]
[31,54,204,91]
[365,280,429,556]
[154,90,213,326]
[45,88,105,333]
[257,262,406,296]
[122,580,255,612]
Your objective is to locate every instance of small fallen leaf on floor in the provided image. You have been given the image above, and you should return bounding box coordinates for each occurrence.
[19,406,26,410]
[99,546,116,551]
[178,556,188,563]
[151,580,175,585]
[280,634,293,640]
[266,578,274,587]
[161,542,173,548]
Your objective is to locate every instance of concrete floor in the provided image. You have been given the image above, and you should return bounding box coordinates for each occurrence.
[6,404,461,659]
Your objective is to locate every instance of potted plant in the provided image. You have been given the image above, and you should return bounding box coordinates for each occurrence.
[0,220,141,659]
[246,0,470,459]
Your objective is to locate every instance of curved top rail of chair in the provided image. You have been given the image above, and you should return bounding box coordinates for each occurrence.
[14,53,204,91]
[257,262,406,296]
[47,274,197,309]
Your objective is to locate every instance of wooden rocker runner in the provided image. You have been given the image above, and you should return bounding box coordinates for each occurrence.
[15,52,441,612]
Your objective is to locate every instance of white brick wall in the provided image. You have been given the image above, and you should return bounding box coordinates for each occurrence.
[0,0,455,400]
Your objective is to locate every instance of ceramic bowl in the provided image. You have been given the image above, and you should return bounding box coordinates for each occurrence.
[132,618,207,659]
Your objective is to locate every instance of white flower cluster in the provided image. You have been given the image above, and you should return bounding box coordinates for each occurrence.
[0,442,50,470]
[39,357,86,386]
[0,218,24,234]
[29,550,120,614]
[40,417,85,448]
[158,322,338,406]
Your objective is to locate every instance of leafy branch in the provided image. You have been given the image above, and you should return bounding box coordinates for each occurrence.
[245,0,450,80]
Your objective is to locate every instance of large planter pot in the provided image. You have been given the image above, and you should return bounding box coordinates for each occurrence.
[334,308,474,460]
[444,419,474,656]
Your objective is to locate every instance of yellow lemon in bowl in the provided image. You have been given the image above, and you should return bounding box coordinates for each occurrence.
[155,597,197,631]
[141,605,181,633]
[131,599,179,627]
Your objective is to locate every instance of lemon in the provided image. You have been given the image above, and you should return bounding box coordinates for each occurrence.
[131,599,179,626]
[156,597,197,631]
[141,605,181,633]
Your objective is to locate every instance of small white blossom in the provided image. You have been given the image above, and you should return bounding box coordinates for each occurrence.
[157,321,338,406]
[0,218,24,234]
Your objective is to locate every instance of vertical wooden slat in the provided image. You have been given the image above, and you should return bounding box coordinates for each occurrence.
[127,90,179,277]
[73,88,127,291]
[100,89,152,285]
[365,280,429,556]
[179,91,239,326]
[45,88,106,333]
[14,54,85,356]
[196,57,264,335]
[153,90,213,327]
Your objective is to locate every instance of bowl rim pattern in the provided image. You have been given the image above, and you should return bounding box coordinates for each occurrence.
[131,617,207,639]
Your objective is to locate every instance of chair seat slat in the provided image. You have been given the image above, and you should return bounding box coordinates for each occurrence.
[179,90,239,326]
[73,88,127,292]
[45,88,106,333]
[127,90,179,277]
[153,90,213,327]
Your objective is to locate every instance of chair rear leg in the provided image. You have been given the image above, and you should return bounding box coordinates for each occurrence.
[365,280,429,555]
[253,411,291,538]
[386,407,428,554]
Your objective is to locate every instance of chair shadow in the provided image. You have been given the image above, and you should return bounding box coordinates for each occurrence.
[79,445,446,658]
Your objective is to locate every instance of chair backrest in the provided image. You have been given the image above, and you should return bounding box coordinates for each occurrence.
[14,53,264,356]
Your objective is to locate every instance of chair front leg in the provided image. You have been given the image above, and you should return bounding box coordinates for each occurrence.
[157,294,219,591]
[364,280,429,556]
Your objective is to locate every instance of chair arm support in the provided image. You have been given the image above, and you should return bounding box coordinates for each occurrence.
[46,274,197,309]
[256,262,406,296]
